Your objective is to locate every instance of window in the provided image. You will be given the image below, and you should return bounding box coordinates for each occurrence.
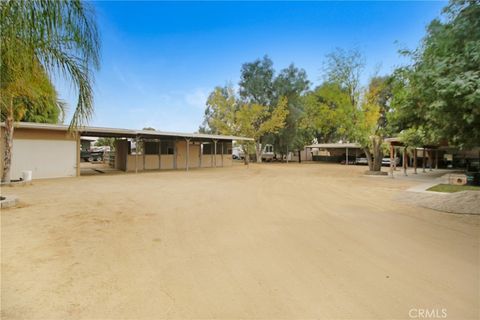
[144,141,159,155]
[223,142,233,154]
[160,140,175,155]
[203,143,213,155]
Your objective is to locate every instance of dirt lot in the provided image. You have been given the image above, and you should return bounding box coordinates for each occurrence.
[1,163,479,319]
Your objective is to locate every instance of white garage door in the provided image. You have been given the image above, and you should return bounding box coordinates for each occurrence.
[11,139,77,180]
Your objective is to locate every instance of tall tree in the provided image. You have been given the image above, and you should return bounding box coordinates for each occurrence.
[1,0,100,182]
[271,64,310,158]
[354,76,394,172]
[393,0,480,148]
[239,56,275,107]
[239,56,310,160]
[300,82,353,143]
[323,48,365,108]
[202,85,289,163]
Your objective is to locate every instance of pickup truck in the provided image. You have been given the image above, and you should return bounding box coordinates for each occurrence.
[80,150,104,162]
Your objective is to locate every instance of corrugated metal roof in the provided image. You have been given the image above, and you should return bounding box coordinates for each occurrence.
[2,122,254,141]
[305,143,361,149]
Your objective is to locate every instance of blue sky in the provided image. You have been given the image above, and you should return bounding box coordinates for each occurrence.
[59,1,446,132]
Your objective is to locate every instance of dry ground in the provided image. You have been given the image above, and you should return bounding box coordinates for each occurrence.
[1,163,479,319]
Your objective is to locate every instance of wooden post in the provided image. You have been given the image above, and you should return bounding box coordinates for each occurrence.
[413,148,418,174]
[211,141,214,168]
[422,147,426,173]
[174,138,177,170]
[199,142,202,168]
[142,139,146,171]
[185,138,190,171]
[393,148,397,171]
[390,143,394,178]
[135,136,139,174]
[346,147,349,165]
[403,147,408,176]
[158,140,161,170]
[435,149,438,169]
[213,140,217,167]
[76,135,81,177]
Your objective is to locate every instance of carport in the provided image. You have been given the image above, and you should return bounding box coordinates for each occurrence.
[0,122,252,180]
[305,143,363,165]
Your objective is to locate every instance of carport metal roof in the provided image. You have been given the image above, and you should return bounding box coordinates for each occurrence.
[4,122,254,141]
[305,143,361,149]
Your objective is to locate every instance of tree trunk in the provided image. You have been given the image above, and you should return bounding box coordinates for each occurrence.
[298,150,301,163]
[255,142,262,163]
[242,144,250,165]
[364,136,383,172]
[364,148,374,171]
[372,137,383,171]
[2,97,14,183]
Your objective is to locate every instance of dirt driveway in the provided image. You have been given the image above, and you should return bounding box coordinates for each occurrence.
[1,163,479,319]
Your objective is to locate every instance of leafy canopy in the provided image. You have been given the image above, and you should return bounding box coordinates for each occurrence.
[393,0,480,148]
[0,0,100,127]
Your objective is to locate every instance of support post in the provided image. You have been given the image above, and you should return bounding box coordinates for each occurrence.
[174,138,177,170]
[435,149,438,169]
[286,146,289,164]
[403,147,408,176]
[393,148,397,171]
[413,148,418,174]
[135,136,139,174]
[346,147,349,165]
[213,140,217,167]
[220,142,224,167]
[211,141,214,168]
[76,135,81,177]
[185,138,190,171]
[158,140,161,170]
[199,143,202,168]
[422,147,426,173]
[390,143,394,178]
[143,139,146,170]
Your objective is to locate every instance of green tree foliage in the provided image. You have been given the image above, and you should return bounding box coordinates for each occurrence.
[202,85,289,163]
[200,86,238,135]
[323,48,365,107]
[393,0,480,148]
[271,64,310,155]
[301,82,353,143]
[301,48,394,172]
[0,0,100,182]
[355,76,394,171]
[239,56,275,106]
[0,56,66,124]
[237,56,309,158]
[95,137,116,150]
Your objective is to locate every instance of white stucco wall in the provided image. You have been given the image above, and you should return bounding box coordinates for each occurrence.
[11,139,77,180]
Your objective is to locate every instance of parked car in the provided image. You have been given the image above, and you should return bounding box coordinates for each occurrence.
[382,157,400,166]
[340,159,356,165]
[81,150,104,162]
[355,157,368,165]
[232,147,245,160]
[261,144,275,162]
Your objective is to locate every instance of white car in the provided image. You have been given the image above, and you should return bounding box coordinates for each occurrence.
[232,147,245,160]
[355,157,368,165]
[382,157,400,166]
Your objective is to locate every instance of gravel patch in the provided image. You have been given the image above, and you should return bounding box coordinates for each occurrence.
[395,190,480,214]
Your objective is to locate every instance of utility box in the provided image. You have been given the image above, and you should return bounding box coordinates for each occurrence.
[449,174,467,185]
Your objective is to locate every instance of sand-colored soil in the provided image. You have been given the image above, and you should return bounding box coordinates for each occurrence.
[1,163,479,319]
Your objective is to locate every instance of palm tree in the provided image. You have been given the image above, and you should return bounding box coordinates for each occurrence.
[1,0,100,182]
